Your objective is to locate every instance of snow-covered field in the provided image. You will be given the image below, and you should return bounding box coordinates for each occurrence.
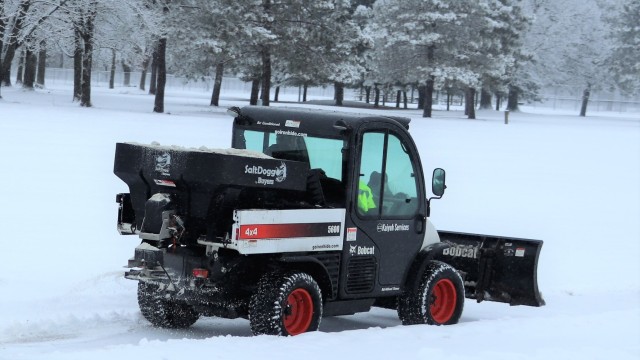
[0,85,638,360]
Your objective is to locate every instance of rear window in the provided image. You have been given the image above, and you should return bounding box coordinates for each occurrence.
[238,129,344,181]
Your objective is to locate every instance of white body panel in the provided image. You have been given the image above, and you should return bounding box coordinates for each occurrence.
[229,208,346,255]
[421,219,441,249]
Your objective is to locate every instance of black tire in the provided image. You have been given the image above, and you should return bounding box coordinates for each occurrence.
[137,282,200,329]
[398,261,464,325]
[249,271,323,336]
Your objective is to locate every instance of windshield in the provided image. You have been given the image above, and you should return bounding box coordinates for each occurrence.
[237,129,344,181]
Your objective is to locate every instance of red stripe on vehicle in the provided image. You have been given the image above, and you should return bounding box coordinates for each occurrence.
[238,223,341,240]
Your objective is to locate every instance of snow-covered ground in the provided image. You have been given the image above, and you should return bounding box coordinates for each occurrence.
[0,85,638,360]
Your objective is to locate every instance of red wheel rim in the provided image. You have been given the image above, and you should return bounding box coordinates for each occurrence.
[283,288,314,335]
[430,278,457,324]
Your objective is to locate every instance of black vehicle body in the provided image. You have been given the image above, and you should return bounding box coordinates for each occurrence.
[115,106,544,334]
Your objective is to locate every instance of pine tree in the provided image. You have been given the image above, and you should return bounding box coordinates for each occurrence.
[606,0,640,95]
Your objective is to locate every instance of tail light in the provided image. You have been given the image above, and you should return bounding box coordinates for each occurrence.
[192,268,209,279]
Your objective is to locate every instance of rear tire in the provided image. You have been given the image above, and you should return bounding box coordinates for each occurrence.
[398,261,464,325]
[249,271,322,336]
[137,282,200,329]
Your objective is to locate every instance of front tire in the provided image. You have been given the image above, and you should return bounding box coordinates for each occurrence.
[137,282,200,329]
[249,271,323,336]
[398,261,464,325]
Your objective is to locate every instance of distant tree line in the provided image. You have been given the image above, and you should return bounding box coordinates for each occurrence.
[1,0,637,117]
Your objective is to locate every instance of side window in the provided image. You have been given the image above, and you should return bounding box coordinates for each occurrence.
[357,131,419,218]
[383,134,419,217]
[357,133,384,217]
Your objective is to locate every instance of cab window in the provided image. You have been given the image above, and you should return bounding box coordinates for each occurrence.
[357,131,419,218]
[238,129,344,181]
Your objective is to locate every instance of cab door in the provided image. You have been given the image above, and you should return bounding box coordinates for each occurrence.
[341,122,427,296]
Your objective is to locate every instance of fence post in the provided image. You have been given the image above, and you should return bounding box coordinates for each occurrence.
[504,110,509,124]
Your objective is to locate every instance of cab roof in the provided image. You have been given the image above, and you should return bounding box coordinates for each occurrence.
[232,106,411,138]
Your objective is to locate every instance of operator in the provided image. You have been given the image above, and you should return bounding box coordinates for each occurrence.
[358,181,376,214]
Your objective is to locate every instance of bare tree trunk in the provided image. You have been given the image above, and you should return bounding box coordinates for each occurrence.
[274,85,280,102]
[403,90,408,109]
[80,5,96,108]
[16,48,25,84]
[579,84,591,117]
[149,47,158,95]
[210,61,224,106]
[507,85,519,111]
[396,90,401,108]
[260,0,271,106]
[495,93,501,111]
[73,26,82,101]
[121,60,131,86]
[109,49,116,89]
[303,83,308,102]
[480,88,492,109]
[417,85,425,110]
[260,46,271,106]
[374,84,380,108]
[1,61,11,86]
[466,87,476,119]
[36,43,46,87]
[1,0,32,87]
[22,48,36,89]
[139,54,150,91]
[365,86,371,103]
[422,44,435,117]
[153,37,167,113]
[446,91,451,111]
[0,7,4,97]
[335,82,344,106]
[422,77,434,117]
[250,78,260,105]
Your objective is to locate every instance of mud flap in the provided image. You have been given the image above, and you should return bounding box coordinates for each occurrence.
[436,231,545,307]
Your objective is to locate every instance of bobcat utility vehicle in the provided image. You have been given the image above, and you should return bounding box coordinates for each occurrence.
[114,106,544,336]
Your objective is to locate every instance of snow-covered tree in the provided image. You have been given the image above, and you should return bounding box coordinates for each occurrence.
[605,0,640,95]
[1,0,32,87]
[250,0,369,106]
[369,0,530,118]
[167,0,249,106]
[475,0,530,111]
[521,0,615,116]
[370,0,464,117]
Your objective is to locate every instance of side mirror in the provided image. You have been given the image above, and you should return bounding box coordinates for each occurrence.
[431,168,446,197]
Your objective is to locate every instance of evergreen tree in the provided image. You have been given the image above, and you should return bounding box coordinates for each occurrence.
[521,0,614,116]
[606,0,640,95]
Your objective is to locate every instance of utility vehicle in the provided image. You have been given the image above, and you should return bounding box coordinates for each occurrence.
[114,106,544,336]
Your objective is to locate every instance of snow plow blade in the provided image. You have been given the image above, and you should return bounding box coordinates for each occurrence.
[436,231,545,307]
